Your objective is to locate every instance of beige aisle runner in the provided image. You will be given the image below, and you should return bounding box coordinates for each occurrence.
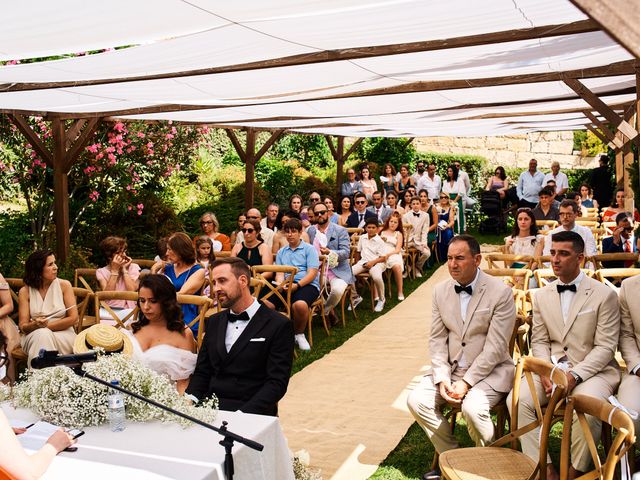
[280,264,452,480]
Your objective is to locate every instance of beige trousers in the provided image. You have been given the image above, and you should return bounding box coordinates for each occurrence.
[407,373,505,453]
[21,327,76,367]
[617,373,640,448]
[353,262,386,301]
[407,240,431,271]
[508,373,616,472]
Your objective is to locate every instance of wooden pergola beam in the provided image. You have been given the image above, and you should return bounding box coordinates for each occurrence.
[0,20,598,94]
[64,117,101,171]
[7,114,54,167]
[564,77,638,139]
[569,0,640,58]
[255,129,285,161]
[582,110,624,148]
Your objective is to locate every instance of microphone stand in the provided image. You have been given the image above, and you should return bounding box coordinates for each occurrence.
[71,365,263,480]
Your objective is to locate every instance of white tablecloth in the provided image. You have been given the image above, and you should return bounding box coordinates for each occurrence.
[3,404,294,480]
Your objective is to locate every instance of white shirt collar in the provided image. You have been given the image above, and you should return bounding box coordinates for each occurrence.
[559,270,585,287]
[457,268,481,291]
[230,298,260,320]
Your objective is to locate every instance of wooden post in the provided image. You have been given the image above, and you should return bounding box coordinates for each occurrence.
[623,131,634,212]
[51,119,70,263]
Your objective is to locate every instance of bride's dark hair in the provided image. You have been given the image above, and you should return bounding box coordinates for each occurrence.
[132,274,184,333]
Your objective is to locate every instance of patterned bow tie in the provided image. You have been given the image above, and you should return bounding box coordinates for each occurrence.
[454,284,472,295]
[556,284,577,293]
[228,311,250,323]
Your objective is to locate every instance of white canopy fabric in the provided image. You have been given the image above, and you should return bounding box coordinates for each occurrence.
[0,0,636,137]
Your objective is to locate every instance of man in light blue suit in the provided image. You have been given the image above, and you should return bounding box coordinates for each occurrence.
[307,202,356,323]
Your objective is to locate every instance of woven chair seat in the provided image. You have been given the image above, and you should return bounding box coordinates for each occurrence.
[440,447,537,480]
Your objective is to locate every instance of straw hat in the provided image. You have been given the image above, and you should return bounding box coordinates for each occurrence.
[73,324,133,356]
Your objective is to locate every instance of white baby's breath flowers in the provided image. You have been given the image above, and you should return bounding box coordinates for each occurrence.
[291,449,322,480]
[12,353,217,428]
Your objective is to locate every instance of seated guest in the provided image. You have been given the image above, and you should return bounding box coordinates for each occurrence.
[261,202,279,232]
[352,218,388,312]
[346,192,377,229]
[130,275,196,394]
[337,195,354,227]
[602,188,640,222]
[229,213,246,247]
[601,212,638,267]
[231,219,273,268]
[195,236,216,271]
[186,258,294,416]
[380,212,405,300]
[0,272,19,382]
[542,200,597,258]
[199,212,231,252]
[368,191,393,225]
[436,193,456,261]
[485,166,510,199]
[402,196,431,277]
[151,232,206,334]
[235,208,275,249]
[341,168,363,199]
[532,186,559,222]
[96,236,140,325]
[18,250,78,366]
[289,194,303,216]
[307,202,354,325]
[616,273,640,461]
[504,208,544,267]
[323,196,340,224]
[360,166,378,200]
[510,231,620,480]
[268,218,319,351]
[419,189,439,247]
[272,210,310,255]
[579,183,599,210]
[407,235,516,480]
[567,190,588,217]
[399,189,414,212]
[385,191,404,215]
[545,179,561,208]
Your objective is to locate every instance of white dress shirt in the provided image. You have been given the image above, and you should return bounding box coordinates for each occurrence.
[543,171,569,194]
[542,224,597,257]
[455,269,481,369]
[558,271,584,324]
[224,299,261,352]
[417,174,442,201]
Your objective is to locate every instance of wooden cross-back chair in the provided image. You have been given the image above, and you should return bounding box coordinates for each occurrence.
[589,252,639,270]
[251,265,297,318]
[534,268,594,287]
[402,223,417,278]
[536,220,558,232]
[74,268,98,293]
[307,256,329,347]
[131,258,156,269]
[595,268,640,292]
[438,357,568,480]
[559,395,635,480]
[346,228,363,243]
[5,278,23,321]
[601,222,617,236]
[485,253,534,270]
[512,288,531,359]
[177,294,213,350]
[575,219,599,228]
[94,291,139,330]
[72,287,95,332]
[482,268,532,292]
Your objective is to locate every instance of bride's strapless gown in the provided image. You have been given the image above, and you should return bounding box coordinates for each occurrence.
[123,330,197,382]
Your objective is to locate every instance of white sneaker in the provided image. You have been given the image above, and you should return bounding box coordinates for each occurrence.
[398,294,405,301]
[402,270,408,278]
[295,334,311,351]
[348,295,363,311]
[415,270,423,278]
[374,299,386,312]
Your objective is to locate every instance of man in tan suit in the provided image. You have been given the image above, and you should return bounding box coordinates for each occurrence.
[407,235,516,480]
[617,274,640,456]
[511,230,620,480]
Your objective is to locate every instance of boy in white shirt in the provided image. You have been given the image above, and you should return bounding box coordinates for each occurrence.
[352,218,388,312]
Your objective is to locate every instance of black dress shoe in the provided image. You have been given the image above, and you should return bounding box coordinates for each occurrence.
[422,467,441,480]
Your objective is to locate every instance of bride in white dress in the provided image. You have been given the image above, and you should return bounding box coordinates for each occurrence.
[125,275,197,394]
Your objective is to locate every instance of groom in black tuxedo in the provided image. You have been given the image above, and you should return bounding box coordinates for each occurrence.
[185,257,294,416]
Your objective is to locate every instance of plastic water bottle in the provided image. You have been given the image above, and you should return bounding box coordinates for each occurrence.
[107,380,126,432]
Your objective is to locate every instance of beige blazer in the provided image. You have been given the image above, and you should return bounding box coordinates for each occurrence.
[430,269,516,392]
[402,211,429,249]
[532,275,620,387]
[618,274,640,373]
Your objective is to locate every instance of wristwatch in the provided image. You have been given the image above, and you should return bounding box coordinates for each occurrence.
[568,370,582,385]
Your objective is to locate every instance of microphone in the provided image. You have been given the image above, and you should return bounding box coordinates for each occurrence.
[30,349,98,369]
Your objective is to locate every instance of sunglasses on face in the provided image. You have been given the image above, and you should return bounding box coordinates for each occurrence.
[440,196,448,199]
[314,210,328,215]
[356,200,366,205]
[310,197,320,202]
[242,228,255,233]
[200,220,213,225]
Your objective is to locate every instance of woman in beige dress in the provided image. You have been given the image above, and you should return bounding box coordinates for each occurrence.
[18,250,78,366]
[0,273,19,382]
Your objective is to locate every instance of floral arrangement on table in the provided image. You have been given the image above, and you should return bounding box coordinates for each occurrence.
[1,353,217,428]
[292,449,323,480]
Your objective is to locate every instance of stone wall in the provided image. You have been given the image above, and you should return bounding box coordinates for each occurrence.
[414,131,598,169]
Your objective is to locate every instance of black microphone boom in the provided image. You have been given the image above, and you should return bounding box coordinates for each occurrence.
[30,349,98,369]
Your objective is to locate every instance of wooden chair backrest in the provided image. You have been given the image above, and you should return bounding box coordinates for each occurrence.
[482,268,532,291]
[485,253,534,270]
[94,290,139,329]
[251,265,297,318]
[215,251,232,258]
[560,395,635,480]
[131,259,156,269]
[575,219,598,228]
[5,278,23,305]
[72,287,94,333]
[535,220,558,230]
[602,222,617,236]
[402,223,414,249]
[74,268,98,292]
[590,252,639,270]
[595,268,640,291]
[177,294,212,349]
[346,228,363,239]
[535,268,594,287]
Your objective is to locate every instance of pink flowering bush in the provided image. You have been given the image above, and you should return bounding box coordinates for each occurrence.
[0,116,204,249]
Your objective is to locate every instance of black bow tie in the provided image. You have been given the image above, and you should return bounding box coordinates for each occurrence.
[454,284,472,295]
[228,311,250,323]
[557,284,577,293]
[413,212,420,217]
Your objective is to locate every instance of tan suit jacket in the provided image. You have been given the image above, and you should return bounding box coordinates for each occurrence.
[402,211,429,249]
[618,275,640,373]
[430,270,516,392]
[532,275,620,386]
